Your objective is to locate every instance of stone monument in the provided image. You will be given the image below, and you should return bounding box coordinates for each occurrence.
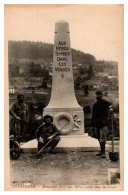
[43,20,84,135]
[21,20,101,151]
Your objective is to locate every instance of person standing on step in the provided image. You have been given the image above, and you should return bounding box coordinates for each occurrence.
[36,115,60,154]
[91,90,111,158]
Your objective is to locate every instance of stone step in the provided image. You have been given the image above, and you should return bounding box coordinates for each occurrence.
[20,134,111,152]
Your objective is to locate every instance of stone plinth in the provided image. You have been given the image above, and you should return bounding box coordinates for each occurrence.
[21,135,106,152]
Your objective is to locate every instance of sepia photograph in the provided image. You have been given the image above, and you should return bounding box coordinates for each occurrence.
[4,4,124,190]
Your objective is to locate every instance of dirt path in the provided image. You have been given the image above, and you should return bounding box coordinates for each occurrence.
[10,151,119,187]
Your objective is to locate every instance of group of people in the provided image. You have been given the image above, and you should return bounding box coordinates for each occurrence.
[9,90,111,158]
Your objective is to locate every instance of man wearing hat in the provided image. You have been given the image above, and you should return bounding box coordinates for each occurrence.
[36,115,60,154]
[9,93,28,136]
[91,90,110,158]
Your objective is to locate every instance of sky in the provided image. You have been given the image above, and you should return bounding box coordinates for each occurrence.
[5,4,124,61]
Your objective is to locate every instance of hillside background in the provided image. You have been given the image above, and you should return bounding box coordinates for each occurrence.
[8,41,119,137]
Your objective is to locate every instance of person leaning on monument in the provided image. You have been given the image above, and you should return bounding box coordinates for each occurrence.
[36,115,61,154]
[91,90,111,158]
[9,93,28,137]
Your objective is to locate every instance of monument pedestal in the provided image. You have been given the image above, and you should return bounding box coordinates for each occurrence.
[21,134,103,152]
[43,108,84,135]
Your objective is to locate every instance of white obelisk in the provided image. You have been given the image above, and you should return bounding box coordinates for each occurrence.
[44,21,84,135]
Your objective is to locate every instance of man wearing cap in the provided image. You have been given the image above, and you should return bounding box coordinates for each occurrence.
[9,93,28,136]
[36,115,60,154]
[91,90,110,158]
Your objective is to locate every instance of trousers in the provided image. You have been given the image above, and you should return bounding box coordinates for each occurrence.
[94,126,108,142]
[38,136,60,151]
[10,118,26,136]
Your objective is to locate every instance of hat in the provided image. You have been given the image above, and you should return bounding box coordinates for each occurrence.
[43,115,53,123]
[95,90,103,95]
[17,93,24,99]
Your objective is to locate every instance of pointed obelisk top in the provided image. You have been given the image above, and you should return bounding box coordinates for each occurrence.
[55,20,69,34]
[56,20,68,23]
[44,21,81,109]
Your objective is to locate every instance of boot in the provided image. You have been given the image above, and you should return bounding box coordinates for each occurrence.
[96,142,102,156]
[101,142,106,159]
[48,136,60,154]
[49,149,57,154]
[38,142,43,152]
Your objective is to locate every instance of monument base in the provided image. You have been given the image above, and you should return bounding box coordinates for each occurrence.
[43,107,84,135]
[21,134,109,152]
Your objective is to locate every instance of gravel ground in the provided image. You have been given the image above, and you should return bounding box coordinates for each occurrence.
[10,150,119,187]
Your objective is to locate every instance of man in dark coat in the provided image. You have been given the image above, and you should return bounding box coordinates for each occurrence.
[92,90,110,158]
[36,115,60,153]
[9,93,28,136]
